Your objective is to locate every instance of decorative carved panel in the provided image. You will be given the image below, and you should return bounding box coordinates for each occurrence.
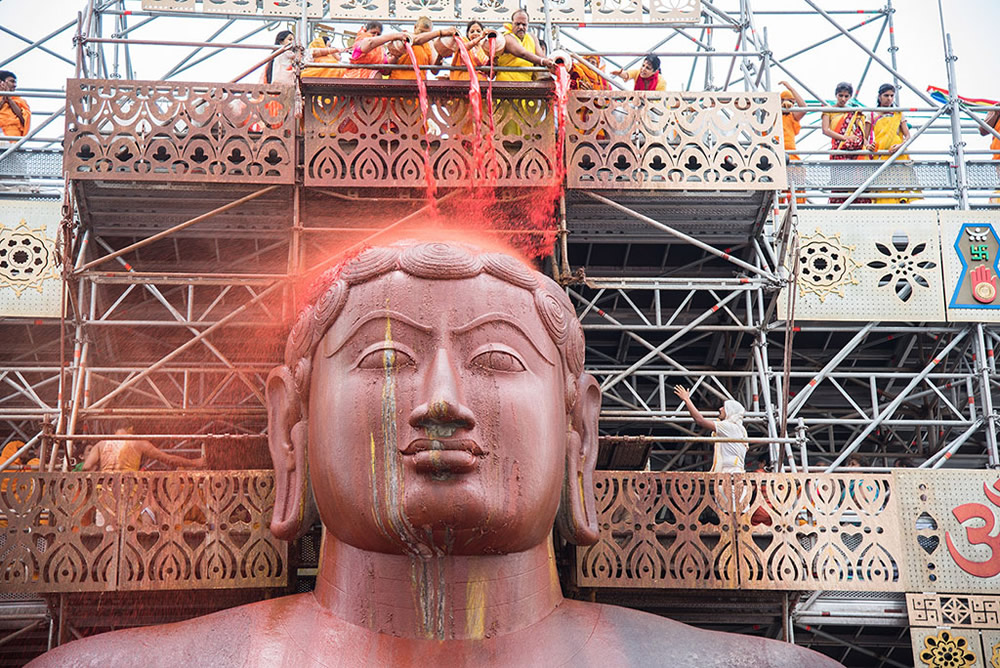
[395,0,456,22]
[202,0,259,14]
[897,469,1000,593]
[566,91,787,191]
[459,0,519,23]
[649,0,701,23]
[329,0,390,19]
[304,81,557,188]
[577,472,739,588]
[777,211,946,323]
[908,594,1000,629]
[65,79,295,185]
[577,471,905,591]
[141,0,197,11]
[262,0,325,16]
[0,471,286,594]
[0,199,62,319]
[736,473,905,591]
[525,0,585,23]
[591,0,642,23]
[910,627,986,668]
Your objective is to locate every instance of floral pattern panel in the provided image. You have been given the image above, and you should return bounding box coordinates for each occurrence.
[566,91,787,190]
[64,79,295,184]
[0,199,61,319]
[777,210,946,322]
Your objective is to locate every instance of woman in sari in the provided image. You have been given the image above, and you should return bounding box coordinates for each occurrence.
[822,81,873,204]
[449,21,490,81]
[342,21,409,79]
[612,54,665,92]
[570,55,611,91]
[870,83,920,203]
[301,34,343,79]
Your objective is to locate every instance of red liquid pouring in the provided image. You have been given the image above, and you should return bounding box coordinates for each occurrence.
[403,41,438,214]
[485,37,498,186]
[553,63,570,182]
[453,38,483,186]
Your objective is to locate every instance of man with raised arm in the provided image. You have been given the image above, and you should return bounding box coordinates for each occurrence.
[82,423,204,472]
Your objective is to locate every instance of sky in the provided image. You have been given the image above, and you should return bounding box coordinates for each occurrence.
[0,0,998,154]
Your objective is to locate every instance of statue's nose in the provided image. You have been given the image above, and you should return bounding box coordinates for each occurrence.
[407,347,476,430]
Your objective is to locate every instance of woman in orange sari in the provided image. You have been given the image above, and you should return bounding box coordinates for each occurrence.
[822,81,873,204]
[570,55,611,91]
[449,21,490,81]
[301,35,343,79]
[342,21,409,79]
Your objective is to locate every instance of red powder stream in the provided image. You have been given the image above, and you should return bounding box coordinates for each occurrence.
[403,41,438,215]
[553,64,570,182]
[452,38,483,187]
[485,37,498,186]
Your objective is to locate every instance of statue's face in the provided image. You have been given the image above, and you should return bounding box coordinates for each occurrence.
[308,272,566,555]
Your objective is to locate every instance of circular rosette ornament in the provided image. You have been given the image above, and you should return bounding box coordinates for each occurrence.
[0,219,59,297]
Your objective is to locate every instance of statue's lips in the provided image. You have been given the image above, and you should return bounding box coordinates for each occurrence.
[401,438,484,475]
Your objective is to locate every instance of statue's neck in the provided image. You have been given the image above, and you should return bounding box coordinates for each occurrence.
[312,533,565,640]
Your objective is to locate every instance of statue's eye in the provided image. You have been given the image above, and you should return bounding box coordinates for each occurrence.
[471,350,525,372]
[357,347,415,370]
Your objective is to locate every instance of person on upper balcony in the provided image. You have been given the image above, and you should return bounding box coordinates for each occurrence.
[569,55,611,91]
[611,55,665,92]
[870,83,920,204]
[673,386,748,474]
[261,31,296,85]
[388,17,456,80]
[0,70,30,138]
[822,81,873,204]
[342,21,410,79]
[301,34,343,79]
[495,9,555,81]
[448,21,490,81]
[82,423,204,472]
[779,81,806,160]
[980,105,1000,204]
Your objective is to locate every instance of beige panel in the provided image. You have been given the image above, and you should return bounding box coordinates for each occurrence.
[908,594,1000,629]
[395,0,455,23]
[525,0,585,23]
[777,210,946,322]
[0,199,62,319]
[592,0,642,23]
[328,0,389,19]
[940,211,1000,323]
[261,0,325,17]
[202,0,259,14]
[896,469,1000,593]
[459,0,521,24]
[910,627,984,668]
[566,91,787,190]
[141,0,197,11]
[649,0,701,23]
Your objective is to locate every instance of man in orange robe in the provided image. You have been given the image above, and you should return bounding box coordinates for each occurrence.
[0,71,30,138]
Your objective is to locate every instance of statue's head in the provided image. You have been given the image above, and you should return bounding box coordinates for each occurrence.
[266,239,601,556]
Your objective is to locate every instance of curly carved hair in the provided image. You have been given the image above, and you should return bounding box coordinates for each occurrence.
[283,240,585,412]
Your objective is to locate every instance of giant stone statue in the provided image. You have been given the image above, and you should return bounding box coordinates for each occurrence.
[34,240,840,667]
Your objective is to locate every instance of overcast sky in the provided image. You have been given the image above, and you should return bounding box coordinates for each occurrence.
[1,0,997,153]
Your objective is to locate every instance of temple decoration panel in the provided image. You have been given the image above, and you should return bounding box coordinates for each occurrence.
[328,0,390,19]
[0,199,62,319]
[0,471,286,593]
[141,0,196,11]
[910,628,988,668]
[566,91,786,191]
[525,0,586,23]
[64,79,295,184]
[940,211,1000,323]
[578,471,906,591]
[261,0,325,17]
[649,0,701,22]
[591,0,643,23]
[896,469,1000,593]
[908,594,1000,629]
[303,81,557,189]
[395,0,456,22]
[577,473,739,589]
[776,211,946,323]
[202,0,259,14]
[736,473,905,591]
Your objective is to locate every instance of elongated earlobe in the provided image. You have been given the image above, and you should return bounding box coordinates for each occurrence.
[266,366,317,541]
[556,373,601,545]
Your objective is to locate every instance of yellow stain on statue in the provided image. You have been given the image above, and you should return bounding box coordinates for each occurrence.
[465,572,487,639]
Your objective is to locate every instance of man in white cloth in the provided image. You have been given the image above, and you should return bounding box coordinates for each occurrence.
[673,386,747,473]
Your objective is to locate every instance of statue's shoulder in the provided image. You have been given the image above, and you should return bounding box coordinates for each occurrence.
[27,593,317,668]
[574,601,843,668]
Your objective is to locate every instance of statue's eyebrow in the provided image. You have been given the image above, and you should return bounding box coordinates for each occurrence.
[452,312,555,365]
[324,309,433,357]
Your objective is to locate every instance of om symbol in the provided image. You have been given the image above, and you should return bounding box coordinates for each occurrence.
[945,478,1000,578]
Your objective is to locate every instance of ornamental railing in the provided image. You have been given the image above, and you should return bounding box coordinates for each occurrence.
[302,79,558,189]
[0,470,285,593]
[64,79,296,184]
[565,91,787,191]
[577,469,1000,593]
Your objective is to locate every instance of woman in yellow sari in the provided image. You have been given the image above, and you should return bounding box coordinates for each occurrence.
[871,83,920,203]
[822,81,873,204]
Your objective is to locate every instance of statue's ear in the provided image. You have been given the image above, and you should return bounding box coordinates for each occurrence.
[266,366,316,541]
[557,373,601,546]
